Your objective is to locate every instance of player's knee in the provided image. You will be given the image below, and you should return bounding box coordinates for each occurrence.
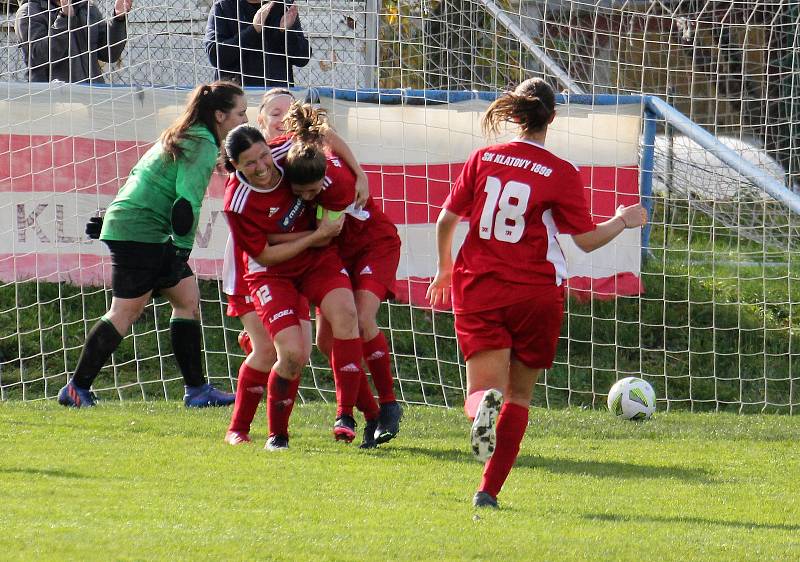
[356,311,378,339]
[329,306,358,337]
[278,349,306,375]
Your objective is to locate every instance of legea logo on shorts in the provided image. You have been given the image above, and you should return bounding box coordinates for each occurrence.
[269,309,295,323]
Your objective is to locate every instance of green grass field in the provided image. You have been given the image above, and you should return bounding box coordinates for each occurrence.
[2,402,799,561]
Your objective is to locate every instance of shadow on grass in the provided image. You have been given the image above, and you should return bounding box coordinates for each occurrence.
[0,467,89,479]
[583,513,800,532]
[390,446,711,482]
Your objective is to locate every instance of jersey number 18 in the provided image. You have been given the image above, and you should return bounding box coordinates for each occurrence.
[478,176,531,243]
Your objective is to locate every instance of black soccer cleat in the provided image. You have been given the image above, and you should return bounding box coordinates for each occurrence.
[473,491,498,509]
[374,401,403,444]
[359,418,379,449]
[333,415,357,443]
[265,434,289,451]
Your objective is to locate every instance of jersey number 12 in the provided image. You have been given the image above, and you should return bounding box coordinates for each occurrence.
[478,176,531,243]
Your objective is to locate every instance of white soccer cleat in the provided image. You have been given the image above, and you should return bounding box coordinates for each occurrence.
[470,389,503,462]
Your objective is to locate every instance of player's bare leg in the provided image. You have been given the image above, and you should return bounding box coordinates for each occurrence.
[475,359,542,509]
[465,348,510,465]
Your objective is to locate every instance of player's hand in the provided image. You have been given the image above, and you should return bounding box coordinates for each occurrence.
[354,172,369,208]
[59,0,74,17]
[615,203,647,229]
[85,215,103,239]
[426,269,452,307]
[114,0,133,17]
[280,4,298,29]
[253,1,276,33]
[316,210,345,238]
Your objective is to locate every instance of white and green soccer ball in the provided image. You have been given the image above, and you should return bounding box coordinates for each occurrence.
[607,377,656,420]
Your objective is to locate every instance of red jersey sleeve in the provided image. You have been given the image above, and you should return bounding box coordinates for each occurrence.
[549,163,595,235]
[318,155,356,212]
[443,149,481,217]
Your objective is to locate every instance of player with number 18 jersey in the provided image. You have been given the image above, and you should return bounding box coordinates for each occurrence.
[445,138,595,316]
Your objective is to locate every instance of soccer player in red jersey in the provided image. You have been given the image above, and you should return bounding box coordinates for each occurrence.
[223,123,370,449]
[282,102,404,448]
[221,89,370,445]
[426,78,647,508]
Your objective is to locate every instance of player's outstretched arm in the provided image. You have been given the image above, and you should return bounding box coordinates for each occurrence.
[427,208,460,307]
[571,203,647,253]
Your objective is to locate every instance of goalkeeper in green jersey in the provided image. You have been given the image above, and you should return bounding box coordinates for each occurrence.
[58,81,249,409]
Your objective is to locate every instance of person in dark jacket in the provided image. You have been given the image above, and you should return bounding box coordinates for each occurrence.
[15,0,132,84]
[205,0,311,88]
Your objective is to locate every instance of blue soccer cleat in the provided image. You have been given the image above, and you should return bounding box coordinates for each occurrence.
[184,383,235,408]
[57,379,97,408]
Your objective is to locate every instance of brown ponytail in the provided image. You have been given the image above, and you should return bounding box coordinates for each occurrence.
[482,77,556,137]
[283,101,329,184]
[160,80,244,160]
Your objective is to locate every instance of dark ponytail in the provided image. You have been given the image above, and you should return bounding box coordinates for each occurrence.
[161,80,244,159]
[223,124,266,173]
[283,101,329,184]
[482,77,556,137]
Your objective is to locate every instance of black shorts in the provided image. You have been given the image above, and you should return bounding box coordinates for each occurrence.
[104,240,193,299]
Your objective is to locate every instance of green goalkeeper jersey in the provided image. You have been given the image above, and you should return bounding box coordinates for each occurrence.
[100,123,219,250]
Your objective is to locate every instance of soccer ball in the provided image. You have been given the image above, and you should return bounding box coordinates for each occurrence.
[607,377,656,420]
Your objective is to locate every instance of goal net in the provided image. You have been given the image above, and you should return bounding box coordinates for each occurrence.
[0,0,798,413]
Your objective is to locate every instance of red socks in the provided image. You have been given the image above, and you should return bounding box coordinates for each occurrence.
[363,332,396,403]
[331,337,364,417]
[479,402,529,498]
[228,363,269,434]
[355,371,380,421]
[267,369,300,438]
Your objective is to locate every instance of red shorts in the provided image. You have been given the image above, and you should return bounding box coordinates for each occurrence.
[249,253,351,338]
[340,239,400,301]
[454,286,565,369]
[226,294,256,318]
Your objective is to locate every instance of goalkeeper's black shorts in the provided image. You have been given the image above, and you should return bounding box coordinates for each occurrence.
[103,239,193,299]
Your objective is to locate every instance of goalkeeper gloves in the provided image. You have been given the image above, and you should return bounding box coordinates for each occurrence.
[85,216,103,239]
[171,197,194,236]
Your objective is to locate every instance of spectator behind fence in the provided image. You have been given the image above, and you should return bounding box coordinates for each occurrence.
[205,0,311,88]
[15,0,133,84]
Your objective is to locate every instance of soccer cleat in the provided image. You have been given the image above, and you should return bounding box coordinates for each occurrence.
[265,434,289,451]
[184,383,236,408]
[473,491,499,509]
[333,415,357,443]
[224,431,251,446]
[57,379,97,408]
[470,389,503,462]
[237,330,253,355]
[359,418,379,449]
[374,401,403,444]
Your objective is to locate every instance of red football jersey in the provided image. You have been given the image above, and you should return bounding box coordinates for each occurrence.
[318,154,399,261]
[222,136,305,293]
[444,138,595,314]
